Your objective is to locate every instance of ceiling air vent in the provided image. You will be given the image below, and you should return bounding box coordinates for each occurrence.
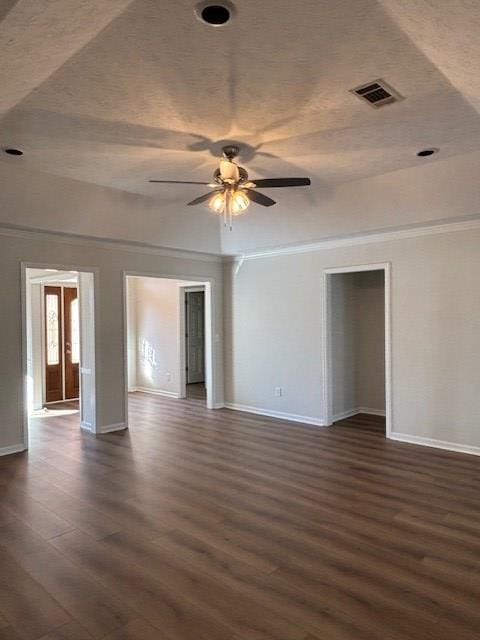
[350,79,403,108]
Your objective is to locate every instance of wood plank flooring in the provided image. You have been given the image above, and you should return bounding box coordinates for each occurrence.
[0,393,479,639]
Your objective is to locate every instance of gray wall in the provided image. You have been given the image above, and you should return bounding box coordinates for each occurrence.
[356,270,385,411]
[224,227,480,449]
[331,273,357,417]
[0,229,223,451]
[331,271,385,419]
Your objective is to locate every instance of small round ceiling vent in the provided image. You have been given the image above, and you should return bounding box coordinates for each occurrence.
[196,2,234,26]
[417,148,438,157]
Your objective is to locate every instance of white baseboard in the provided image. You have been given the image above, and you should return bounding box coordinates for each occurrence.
[80,421,94,433]
[81,421,127,434]
[389,432,480,457]
[135,387,180,399]
[358,407,386,416]
[332,408,359,422]
[332,407,386,422]
[224,402,326,427]
[97,422,128,434]
[213,403,225,409]
[0,443,26,457]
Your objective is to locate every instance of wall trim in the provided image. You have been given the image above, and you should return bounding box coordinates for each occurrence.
[135,387,180,399]
[80,421,94,433]
[0,223,222,263]
[390,432,480,457]
[230,215,480,261]
[332,408,359,422]
[358,406,386,417]
[96,422,128,434]
[224,402,326,427]
[0,443,26,457]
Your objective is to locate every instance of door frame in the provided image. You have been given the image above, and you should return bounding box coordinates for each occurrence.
[179,285,206,398]
[21,262,99,449]
[123,272,217,414]
[322,262,392,438]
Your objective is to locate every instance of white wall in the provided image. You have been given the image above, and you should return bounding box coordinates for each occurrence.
[30,283,43,411]
[0,228,223,453]
[131,277,182,397]
[0,162,222,255]
[224,226,480,451]
[222,149,480,254]
[126,277,137,391]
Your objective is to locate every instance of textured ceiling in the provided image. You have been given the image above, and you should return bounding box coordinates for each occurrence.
[1,0,480,248]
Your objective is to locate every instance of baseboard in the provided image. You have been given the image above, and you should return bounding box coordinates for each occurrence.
[224,402,325,427]
[96,422,128,434]
[81,421,127,434]
[332,408,359,422]
[358,407,386,417]
[389,432,480,457]
[80,421,94,433]
[0,443,26,457]
[213,403,225,409]
[135,387,180,399]
[333,407,386,422]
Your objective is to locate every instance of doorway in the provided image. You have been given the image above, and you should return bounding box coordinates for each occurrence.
[184,288,206,399]
[44,284,80,403]
[23,266,96,446]
[323,263,392,437]
[124,275,214,413]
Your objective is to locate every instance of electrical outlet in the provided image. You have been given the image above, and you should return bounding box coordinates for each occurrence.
[275,387,283,397]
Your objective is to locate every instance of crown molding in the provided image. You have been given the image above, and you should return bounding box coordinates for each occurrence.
[226,215,480,262]
[0,223,223,263]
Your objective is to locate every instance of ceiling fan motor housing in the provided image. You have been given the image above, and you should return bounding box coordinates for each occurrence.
[222,145,240,160]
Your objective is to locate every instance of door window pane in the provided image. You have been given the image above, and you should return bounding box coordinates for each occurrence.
[71,298,80,364]
[46,294,59,365]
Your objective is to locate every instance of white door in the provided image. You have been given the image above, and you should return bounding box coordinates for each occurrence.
[186,291,205,384]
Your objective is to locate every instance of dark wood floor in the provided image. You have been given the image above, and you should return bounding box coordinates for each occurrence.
[186,382,206,400]
[0,395,479,639]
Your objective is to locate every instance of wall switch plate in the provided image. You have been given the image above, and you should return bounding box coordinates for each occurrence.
[275,387,283,397]
[166,372,171,382]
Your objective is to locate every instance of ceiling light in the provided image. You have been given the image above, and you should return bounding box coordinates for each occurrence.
[231,190,249,215]
[209,188,250,229]
[209,191,226,214]
[196,3,233,26]
[417,148,438,157]
[4,148,23,155]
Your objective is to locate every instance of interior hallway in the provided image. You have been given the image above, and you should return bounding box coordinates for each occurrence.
[0,393,479,639]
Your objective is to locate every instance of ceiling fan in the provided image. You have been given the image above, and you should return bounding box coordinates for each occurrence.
[149,145,311,228]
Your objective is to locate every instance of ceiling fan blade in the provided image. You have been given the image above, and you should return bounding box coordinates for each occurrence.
[245,189,276,207]
[251,178,311,188]
[187,191,219,206]
[149,180,210,185]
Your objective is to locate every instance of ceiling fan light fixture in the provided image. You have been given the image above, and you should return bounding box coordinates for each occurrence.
[209,191,226,214]
[149,144,311,229]
[231,189,249,215]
